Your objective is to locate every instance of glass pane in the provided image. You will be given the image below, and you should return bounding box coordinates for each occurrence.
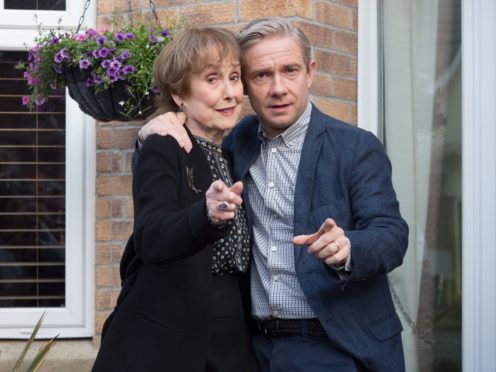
[4,0,66,10]
[381,1,462,371]
[0,50,66,308]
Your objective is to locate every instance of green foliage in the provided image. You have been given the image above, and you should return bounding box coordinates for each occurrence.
[16,17,179,119]
[11,312,58,372]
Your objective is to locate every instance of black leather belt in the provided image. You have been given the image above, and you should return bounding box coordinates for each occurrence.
[254,318,326,337]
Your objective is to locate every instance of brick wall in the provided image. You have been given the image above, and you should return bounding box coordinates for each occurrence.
[94,0,358,336]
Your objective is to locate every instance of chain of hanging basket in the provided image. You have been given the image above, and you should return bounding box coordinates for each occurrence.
[76,0,161,33]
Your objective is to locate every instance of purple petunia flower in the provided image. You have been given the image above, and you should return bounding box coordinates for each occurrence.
[92,72,103,85]
[27,76,40,86]
[22,96,29,106]
[96,35,106,45]
[98,47,110,58]
[86,28,97,38]
[160,29,169,37]
[49,37,59,45]
[109,59,121,69]
[115,32,124,41]
[53,64,62,74]
[106,66,118,77]
[121,65,135,75]
[85,77,94,87]
[149,34,159,44]
[101,59,110,69]
[109,74,119,83]
[60,47,69,58]
[120,51,132,60]
[124,32,135,40]
[151,86,160,95]
[75,33,86,42]
[79,59,90,69]
[54,51,64,63]
[34,96,46,106]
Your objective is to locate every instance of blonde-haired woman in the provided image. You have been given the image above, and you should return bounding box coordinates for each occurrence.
[92,27,250,372]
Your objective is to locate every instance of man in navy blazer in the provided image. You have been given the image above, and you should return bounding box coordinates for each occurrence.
[138,17,408,372]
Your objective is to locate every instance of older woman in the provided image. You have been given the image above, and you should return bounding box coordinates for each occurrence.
[92,27,250,372]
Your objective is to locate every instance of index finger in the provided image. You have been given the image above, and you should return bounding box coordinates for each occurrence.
[293,233,318,246]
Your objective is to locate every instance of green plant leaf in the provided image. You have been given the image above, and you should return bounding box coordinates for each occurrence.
[26,335,59,372]
[11,312,46,372]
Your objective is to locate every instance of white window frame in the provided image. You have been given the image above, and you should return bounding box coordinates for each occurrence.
[0,0,96,339]
[0,0,82,28]
[358,0,496,370]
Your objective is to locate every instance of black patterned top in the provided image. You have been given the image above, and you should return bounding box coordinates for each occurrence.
[193,135,250,275]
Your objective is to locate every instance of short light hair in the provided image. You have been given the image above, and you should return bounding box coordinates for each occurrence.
[153,27,240,111]
[237,17,312,69]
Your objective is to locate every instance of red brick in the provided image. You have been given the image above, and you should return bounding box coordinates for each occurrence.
[95,311,111,334]
[335,0,358,8]
[313,98,351,123]
[315,50,357,77]
[96,291,112,310]
[351,103,357,125]
[112,128,139,149]
[111,221,133,241]
[97,0,113,14]
[240,0,312,20]
[96,128,112,149]
[96,266,112,287]
[96,175,112,195]
[95,198,111,218]
[331,77,357,100]
[95,244,112,264]
[111,198,127,218]
[333,30,358,55]
[96,152,112,173]
[96,220,112,241]
[182,3,235,26]
[310,73,332,97]
[294,22,333,49]
[316,2,354,30]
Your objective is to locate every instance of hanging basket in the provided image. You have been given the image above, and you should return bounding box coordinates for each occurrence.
[62,66,156,122]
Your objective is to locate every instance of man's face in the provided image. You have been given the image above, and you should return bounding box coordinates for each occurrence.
[242,35,315,138]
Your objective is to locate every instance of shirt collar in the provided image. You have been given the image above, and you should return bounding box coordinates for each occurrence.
[257,102,312,145]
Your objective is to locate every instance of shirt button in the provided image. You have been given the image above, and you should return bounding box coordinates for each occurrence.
[272,310,279,317]
[268,182,275,188]
[273,275,279,281]
[271,246,277,252]
[271,148,277,153]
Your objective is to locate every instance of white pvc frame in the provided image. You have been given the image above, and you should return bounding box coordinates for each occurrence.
[0,0,96,339]
[358,0,496,370]
[461,0,496,370]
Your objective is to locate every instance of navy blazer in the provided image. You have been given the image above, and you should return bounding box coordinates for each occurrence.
[223,104,409,371]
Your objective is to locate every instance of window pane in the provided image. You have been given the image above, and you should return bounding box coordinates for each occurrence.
[381,0,462,371]
[4,0,66,11]
[0,51,66,308]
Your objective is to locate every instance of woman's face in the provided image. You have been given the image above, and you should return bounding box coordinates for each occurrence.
[179,59,243,144]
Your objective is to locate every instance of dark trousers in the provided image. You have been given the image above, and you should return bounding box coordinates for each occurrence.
[250,332,368,372]
[205,274,250,372]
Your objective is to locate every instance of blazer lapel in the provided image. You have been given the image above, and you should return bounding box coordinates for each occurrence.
[294,106,326,262]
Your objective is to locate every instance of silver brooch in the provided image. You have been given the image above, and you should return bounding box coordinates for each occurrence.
[186,166,202,193]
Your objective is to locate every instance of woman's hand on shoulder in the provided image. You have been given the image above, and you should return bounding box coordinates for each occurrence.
[138,112,192,152]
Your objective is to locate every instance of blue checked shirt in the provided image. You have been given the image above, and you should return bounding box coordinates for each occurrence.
[247,102,317,320]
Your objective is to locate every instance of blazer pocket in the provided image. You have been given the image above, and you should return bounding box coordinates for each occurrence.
[368,313,403,341]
